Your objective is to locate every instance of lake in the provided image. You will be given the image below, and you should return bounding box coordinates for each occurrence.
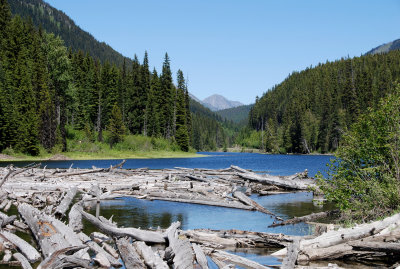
[2,152,336,268]
[2,152,334,177]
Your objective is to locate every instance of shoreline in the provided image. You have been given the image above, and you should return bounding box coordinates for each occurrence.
[0,151,206,162]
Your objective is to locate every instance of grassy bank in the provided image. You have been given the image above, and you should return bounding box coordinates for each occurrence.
[0,128,202,161]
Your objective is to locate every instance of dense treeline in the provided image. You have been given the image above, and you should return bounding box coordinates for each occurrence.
[248,51,400,153]
[189,99,233,151]
[0,0,192,155]
[8,0,132,67]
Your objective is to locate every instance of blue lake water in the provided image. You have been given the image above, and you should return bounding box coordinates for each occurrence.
[4,152,334,177]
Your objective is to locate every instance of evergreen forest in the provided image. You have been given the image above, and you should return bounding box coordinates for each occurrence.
[247,51,400,153]
[0,0,197,155]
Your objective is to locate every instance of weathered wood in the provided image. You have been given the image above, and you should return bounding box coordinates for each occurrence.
[269,211,338,228]
[37,245,87,269]
[102,242,119,259]
[133,241,169,269]
[116,237,146,269]
[68,203,83,232]
[13,253,32,269]
[79,208,165,243]
[78,232,121,267]
[0,166,14,189]
[93,253,110,268]
[192,243,209,269]
[166,221,194,269]
[349,241,400,254]
[231,165,315,190]
[232,191,281,219]
[149,196,254,211]
[281,238,300,269]
[206,248,271,269]
[0,231,41,262]
[0,211,17,227]
[18,203,84,258]
[2,249,12,262]
[55,186,77,217]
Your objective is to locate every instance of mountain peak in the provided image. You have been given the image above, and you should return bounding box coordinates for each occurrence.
[202,94,243,111]
[366,38,400,55]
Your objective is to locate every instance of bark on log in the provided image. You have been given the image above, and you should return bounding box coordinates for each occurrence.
[79,209,165,243]
[133,241,169,269]
[116,237,146,269]
[13,253,32,269]
[55,186,77,217]
[166,221,194,269]
[0,231,41,262]
[269,211,338,228]
[192,243,209,269]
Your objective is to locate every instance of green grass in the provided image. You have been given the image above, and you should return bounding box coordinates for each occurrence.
[0,128,203,161]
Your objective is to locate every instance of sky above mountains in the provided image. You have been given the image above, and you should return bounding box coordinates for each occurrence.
[46,0,400,104]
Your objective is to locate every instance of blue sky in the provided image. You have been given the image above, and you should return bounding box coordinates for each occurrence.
[46,0,400,104]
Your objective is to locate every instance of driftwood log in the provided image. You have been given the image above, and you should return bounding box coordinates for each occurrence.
[80,208,166,243]
[116,237,146,268]
[166,221,195,268]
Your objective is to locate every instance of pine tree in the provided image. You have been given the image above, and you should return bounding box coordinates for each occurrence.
[175,70,189,151]
[107,104,125,148]
[160,53,173,138]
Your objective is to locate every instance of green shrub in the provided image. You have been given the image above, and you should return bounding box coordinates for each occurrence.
[317,86,400,222]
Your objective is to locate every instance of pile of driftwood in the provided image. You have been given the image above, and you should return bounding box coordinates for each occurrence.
[0,161,398,268]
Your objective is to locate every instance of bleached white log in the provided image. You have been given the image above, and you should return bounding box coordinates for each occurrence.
[13,253,32,269]
[79,209,165,243]
[55,186,77,217]
[192,243,209,269]
[116,237,146,268]
[166,221,194,269]
[0,231,41,262]
[78,232,121,267]
[68,203,83,232]
[133,241,169,269]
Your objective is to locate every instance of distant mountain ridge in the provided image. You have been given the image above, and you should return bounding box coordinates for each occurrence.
[366,39,400,55]
[195,94,243,111]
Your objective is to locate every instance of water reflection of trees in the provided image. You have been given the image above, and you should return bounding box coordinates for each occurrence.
[89,199,188,230]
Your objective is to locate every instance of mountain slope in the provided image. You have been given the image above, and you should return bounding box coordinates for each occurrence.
[216,104,253,125]
[249,50,400,154]
[366,39,400,55]
[202,94,243,111]
[8,0,132,67]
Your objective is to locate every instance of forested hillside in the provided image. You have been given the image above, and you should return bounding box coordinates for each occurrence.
[216,104,253,125]
[8,0,132,67]
[248,51,400,153]
[189,99,232,151]
[0,0,193,155]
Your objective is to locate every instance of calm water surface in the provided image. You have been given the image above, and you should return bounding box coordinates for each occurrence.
[3,152,333,176]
